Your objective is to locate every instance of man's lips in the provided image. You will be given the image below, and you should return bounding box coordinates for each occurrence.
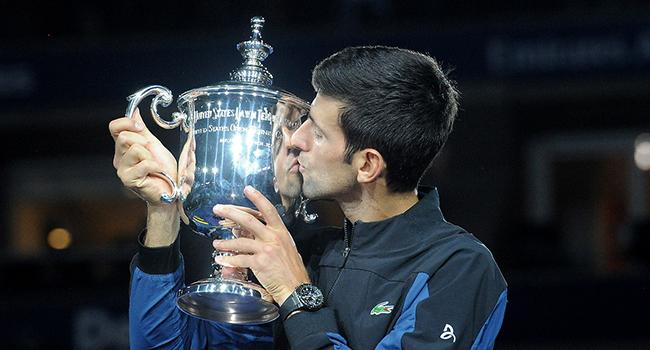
[295,158,306,173]
[288,159,300,174]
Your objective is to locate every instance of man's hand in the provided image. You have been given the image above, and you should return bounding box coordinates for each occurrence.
[109,108,179,246]
[212,186,310,306]
[109,108,178,205]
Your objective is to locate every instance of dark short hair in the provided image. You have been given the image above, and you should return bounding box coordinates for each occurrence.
[311,46,459,192]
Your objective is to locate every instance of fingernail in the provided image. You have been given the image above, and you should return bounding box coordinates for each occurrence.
[134,121,144,130]
[244,186,257,194]
[212,240,220,248]
[213,204,223,212]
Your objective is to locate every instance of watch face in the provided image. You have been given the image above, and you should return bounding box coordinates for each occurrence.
[296,284,324,310]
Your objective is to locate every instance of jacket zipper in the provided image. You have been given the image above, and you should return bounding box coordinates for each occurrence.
[325,219,353,302]
[343,220,352,258]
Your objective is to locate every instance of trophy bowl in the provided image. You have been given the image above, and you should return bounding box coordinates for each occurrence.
[125,16,310,324]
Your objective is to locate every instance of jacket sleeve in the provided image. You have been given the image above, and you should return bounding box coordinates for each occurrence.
[282,242,507,350]
[129,230,274,349]
[129,230,198,349]
[282,306,348,349]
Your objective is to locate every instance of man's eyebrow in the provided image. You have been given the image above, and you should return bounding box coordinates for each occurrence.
[307,113,323,131]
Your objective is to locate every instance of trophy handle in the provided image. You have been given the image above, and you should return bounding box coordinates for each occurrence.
[125,85,186,204]
[125,85,186,129]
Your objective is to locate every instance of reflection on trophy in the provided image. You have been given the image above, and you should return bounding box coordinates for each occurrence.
[124,16,310,324]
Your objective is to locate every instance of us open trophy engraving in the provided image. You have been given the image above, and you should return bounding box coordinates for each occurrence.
[124,16,312,324]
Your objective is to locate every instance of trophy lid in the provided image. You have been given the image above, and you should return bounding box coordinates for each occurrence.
[229,16,274,86]
[177,16,309,112]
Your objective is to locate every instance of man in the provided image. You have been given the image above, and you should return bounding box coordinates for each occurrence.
[214,46,507,349]
[113,45,507,349]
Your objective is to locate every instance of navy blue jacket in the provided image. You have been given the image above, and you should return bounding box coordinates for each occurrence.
[129,188,507,349]
[283,188,507,349]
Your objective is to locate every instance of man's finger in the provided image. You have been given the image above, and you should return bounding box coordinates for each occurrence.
[120,143,155,168]
[213,204,272,241]
[114,131,149,164]
[109,113,144,141]
[109,117,135,140]
[213,237,262,255]
[242,186,284,228]
[215,254,253,269]
[124,159,164,182]
[226,205,265,221]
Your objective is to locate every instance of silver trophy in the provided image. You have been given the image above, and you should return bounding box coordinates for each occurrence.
[124,16,312,324]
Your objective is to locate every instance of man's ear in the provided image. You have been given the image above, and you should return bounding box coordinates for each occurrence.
[353,149,386,184]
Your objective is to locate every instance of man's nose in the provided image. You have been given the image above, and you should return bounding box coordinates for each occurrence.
[290,123,308,152]
[283,131,301,155]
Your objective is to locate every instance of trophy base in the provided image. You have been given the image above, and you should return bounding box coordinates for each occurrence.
[177,277,279,324]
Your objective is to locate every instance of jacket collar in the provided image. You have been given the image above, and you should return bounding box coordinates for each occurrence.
[345,186,446,251]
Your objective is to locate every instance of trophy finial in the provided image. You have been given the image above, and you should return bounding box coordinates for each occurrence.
[250,16,264,41]
[230,16,274,86]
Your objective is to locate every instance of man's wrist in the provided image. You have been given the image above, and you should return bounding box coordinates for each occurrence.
[276,288,296,307]
[276,278,311,306]
[134,229,182,274]
[278,283,324,321]
[144,203,180,247]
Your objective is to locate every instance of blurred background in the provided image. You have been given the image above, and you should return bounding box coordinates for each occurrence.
[1,1,649,349]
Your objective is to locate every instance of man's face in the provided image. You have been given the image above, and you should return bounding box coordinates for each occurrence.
[272,106,303,203]
[291,93,357,200]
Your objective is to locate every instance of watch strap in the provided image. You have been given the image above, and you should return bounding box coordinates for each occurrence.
[279,292,302,321]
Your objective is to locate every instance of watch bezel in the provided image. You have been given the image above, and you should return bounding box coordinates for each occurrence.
[295,283,324,311]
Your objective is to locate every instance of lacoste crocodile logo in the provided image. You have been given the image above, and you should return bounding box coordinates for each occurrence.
[370,301,394,316]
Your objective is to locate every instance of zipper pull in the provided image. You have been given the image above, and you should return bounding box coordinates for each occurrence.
[343,246,350,258]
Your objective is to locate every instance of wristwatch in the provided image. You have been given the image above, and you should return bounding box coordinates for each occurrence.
[279,283,324,321]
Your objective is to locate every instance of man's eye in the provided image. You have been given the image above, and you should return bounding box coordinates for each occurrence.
[286,119,300,130]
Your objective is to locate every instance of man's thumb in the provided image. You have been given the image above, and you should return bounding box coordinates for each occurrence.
[131,108,150,134]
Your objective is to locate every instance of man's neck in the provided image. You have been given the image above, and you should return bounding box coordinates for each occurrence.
[338,187,418,224]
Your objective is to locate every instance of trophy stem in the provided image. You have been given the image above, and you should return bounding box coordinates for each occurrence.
[177,227,279,324]
[210,245,248,281]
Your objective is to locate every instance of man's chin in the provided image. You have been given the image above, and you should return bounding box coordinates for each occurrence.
[300,185,320,200]
[283,181,303,200]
